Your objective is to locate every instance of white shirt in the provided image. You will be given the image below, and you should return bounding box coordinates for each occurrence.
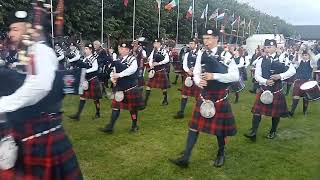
[0,41,57,113]
[234,56,245,68]
[68,50,81,63]
[84,54,98,74]
[183,49,197,72]
[193,47,240,86]
[56,48,65,61]
[221,50,233,65]
[255,57,296,86]
[244,56,250,68]
[148,48,170,67]
[112,53,117,61]
[118,55,138,78]
[293,57,317,69]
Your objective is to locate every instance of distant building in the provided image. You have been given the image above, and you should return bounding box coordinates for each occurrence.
[294,25,320,41]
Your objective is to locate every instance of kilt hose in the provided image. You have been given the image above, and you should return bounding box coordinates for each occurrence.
[112,87,145,111]
[181,81,201,98]
[252,82,289,118]
[80,76,102,100]
[146,69,170,89]
[189,89,237,137]
[292,79,309,97]
[0,114,83,180]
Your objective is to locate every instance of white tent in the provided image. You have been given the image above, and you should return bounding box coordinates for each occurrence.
[246,34,286,56]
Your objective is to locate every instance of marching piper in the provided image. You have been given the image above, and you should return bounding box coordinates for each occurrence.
[174,38,201,119]
[169,29,239,168]
[69,43,102,120]
[145,39,170,106]
[54,43,65,70]
[244,39,296,141]
[132,40,147,87]
[100,42,145,133]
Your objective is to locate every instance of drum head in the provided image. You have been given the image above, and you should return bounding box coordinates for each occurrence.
[200,100,216,119]
[300,81,318,90]
[148,70,155,79]
[82,80,89,91]
[184,77,194,87]
[260,90,273,105]
[114,91,124,102]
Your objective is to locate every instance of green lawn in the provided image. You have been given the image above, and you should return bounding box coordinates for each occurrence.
[62,74,320,180]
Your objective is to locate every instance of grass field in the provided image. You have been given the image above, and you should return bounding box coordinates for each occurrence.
[62,73,320,180]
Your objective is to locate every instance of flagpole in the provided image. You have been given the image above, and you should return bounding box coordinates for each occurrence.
[204,4,208,29]
[236,20,240,45]
[101,0,104,43]
[176,0,179,45]
[50,0,54,47]
[133,0,136,40]
[158,2,161,38]
[191,0,194,37]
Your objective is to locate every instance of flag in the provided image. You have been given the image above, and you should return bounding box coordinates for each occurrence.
[186,5,193,19]
[200,4,208,19]
[123,0,129,7]
[156,0,161,9]
[216,12,225,21]
[165,0,178,11]
[209,8,219,20]
[231,16,240,26]
[240,18,246,26]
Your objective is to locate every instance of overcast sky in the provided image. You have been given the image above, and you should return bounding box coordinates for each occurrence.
[237,0,320,25]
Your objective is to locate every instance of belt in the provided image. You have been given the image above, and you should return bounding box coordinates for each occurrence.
[200,93,228,104]
[260,88,283,94]
[155,68,166,72]
[124,85,138,92]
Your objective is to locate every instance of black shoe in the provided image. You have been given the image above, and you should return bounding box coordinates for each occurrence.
[68,114,80,121]
[213,155,225,167]
[244,130,257,142]
[92,113,100,120]
[266,131,276,139]
[161,100,169,106]
[234,98,239,104]
[169,156,189,168]
[129,126,139,133]
[172,81,177,85]
[174,111,184,119]
[249,90,255,94]
[99,125,114,134]
[177,88,182,91]
[288,111,294,117]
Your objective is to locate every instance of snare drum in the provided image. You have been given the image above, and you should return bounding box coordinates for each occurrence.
[300,81,320,101]
[229,79,245,93]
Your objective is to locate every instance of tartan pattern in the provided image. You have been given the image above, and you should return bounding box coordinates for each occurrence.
[138,78,145,87]
[0,115,83,180]
[181,78,201,98]
[251,82,289,118]
[80,77,102,100]
[189,89,237,137]
[146,70,170,89]
[172,62,183,74]
[292,79,309,97]
[112,87,145,111]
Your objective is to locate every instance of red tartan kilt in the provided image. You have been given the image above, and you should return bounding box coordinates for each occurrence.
[181,83,201,98]
[0,115,83,180]
[112,87,145,111]
[146,70,170,89]
[292,79,309,97]
[189,89,237,136]
[172,63,183,74]
[285,75,296,84]
[80,77,102,99]
[251,89,289,118]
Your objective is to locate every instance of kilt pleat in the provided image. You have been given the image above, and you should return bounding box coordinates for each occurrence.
[189,89,237,136]
[251,82,289,118]
[146,70,170,89]
[292,79,309,97]
[0,115,83,180]
[112,87,145,111]
[80,77,102,100]
[181,79,201,98]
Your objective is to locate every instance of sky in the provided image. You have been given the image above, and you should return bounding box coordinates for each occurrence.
[236,0,320,25]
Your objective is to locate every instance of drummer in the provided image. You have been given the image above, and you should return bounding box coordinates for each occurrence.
[169,28,239,168]
[289,49,317,116]
[244,39,296,141]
